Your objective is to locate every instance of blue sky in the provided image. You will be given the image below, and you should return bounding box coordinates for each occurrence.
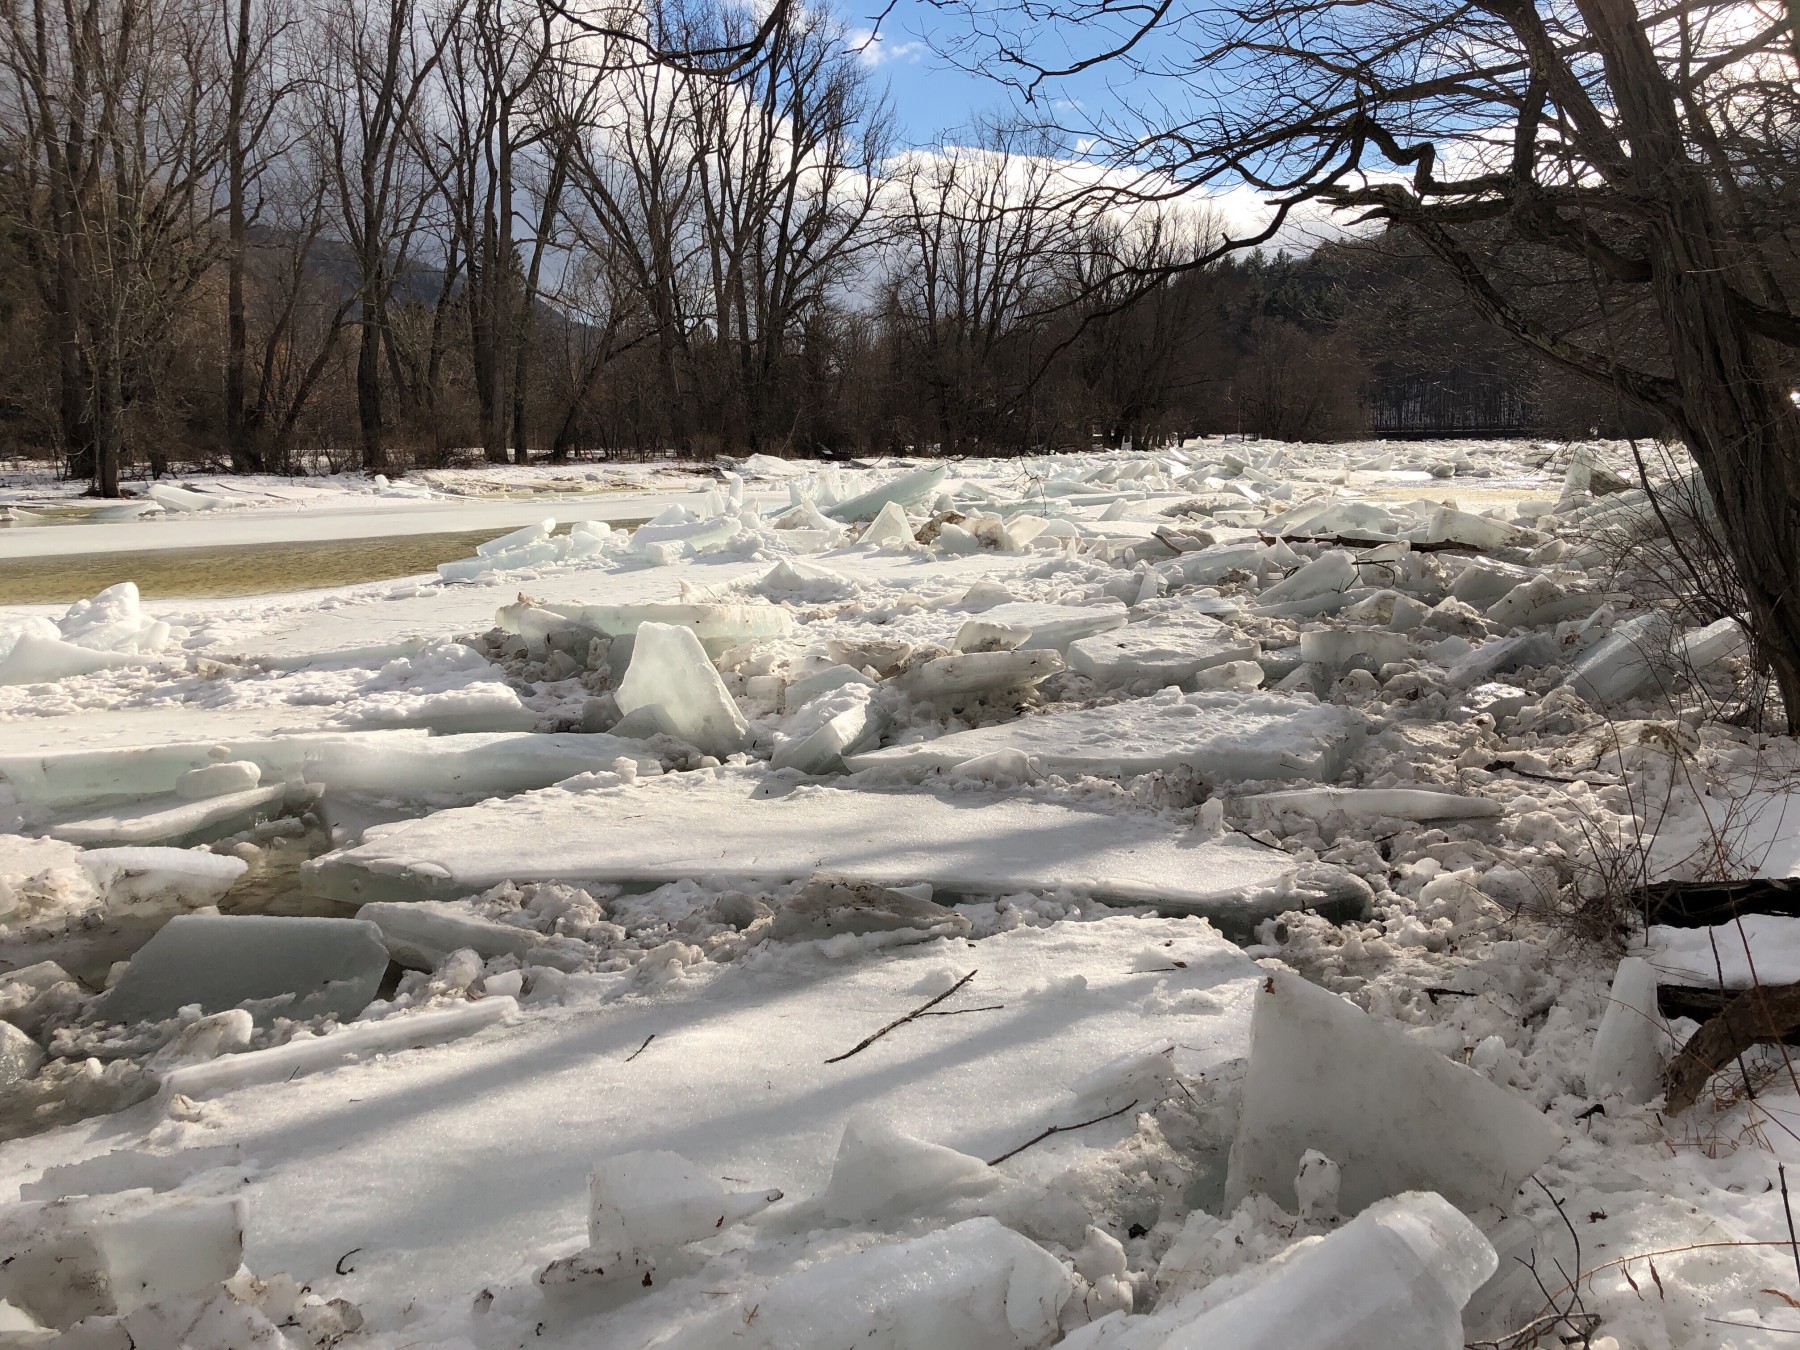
[841,0,1119,145]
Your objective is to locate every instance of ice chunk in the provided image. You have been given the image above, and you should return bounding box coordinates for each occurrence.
[1562,610,1676,705]
[770,688,886,775]
[1298,627,1408,681]
[1080,1192,1496,1350]
[78,847,248,915]
[1192,659,1264,691]
[57,582,170,654]
[88,914,389,1027]
[0,1190,245,1328]
[614,622,750,758]
[1232,787,1501,824]
[146,1009,255,1072]
[48,784,290,847]
[0,616,58,664]
[860,500,918,549]
[1676,615,1746,670]
[848,690,1364,785]
[821,1116,996,1222]
[1422,506,1531,550]
[303,731,656,799]
[1446,558,1534,610]
[305,771,1369,931]
[146,483,227,512]
[1225,972,1562,1215]
[1295,1150,1341,1223]
[901,650,1064,700]
[770,875,971,942]
[560,1151,781,1286]
[478,518,554,556]
[0,1020,43,1092]
[0,634,145,686]
[158,997,517,1101]
[1442,633,1558,689]
[512,601,792,656]
[825,464,950,521]
[1462,682,1531,721]
[0,729,426,809]
[955,601,1128,654]
[19,1145,245,1202]
[355,900,561,970]
[629,514,743,558]
[1484,576,1594,630]
[1068,1042,1177,1113]
[1585,957,1663,1102]
[783,664,875,713]
[174,761,261,799]
[1170,541,1269,585]
[1067,620,1258,689]
[1256,550,1355,606]
[663,1217,1070,1350]
[753,558,858,601]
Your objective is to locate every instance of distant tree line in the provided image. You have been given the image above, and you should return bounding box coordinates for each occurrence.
[0,0,1662,493]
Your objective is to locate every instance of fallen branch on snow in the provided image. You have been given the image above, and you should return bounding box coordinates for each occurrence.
[824,970,979,1064]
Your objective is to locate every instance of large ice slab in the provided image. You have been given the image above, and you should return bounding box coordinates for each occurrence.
[663,1217,1070,1350]
[304,771,1370,930]
[355,900,565,970]
[1067,619,1258,688]
[1225,972,1562,1215]
[900,650,1064,701]
[1069,1192,1496,1350]
[0,1190,245,1328]
[48,783,291,846]
[956,601,1128,654]
[87,914,389,1027]
[0,727,427,808]
[498,600,793,655]
[78,847,248,914]
[303,731,657,799]
[1231,787,1501,824]
[1563,610,1676,705]
[0,633,146,685]
[159,997,518,1101]
[613,622,750,758]
[1585,957,1664,1102]
[847,690,1363,784]
[824,464,949,521]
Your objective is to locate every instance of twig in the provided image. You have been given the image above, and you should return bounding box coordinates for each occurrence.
[336,1247,362,1276]
[987,1099,1139,1166]
[914,1004,1005,1018]
[825,970,978,1064]
[625,1033,656,1063]
[1782,1163,1800,1296]
[1704,1318,1800,1334]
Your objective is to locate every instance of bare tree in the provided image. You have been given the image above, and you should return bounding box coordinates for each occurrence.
[933,0,1800,719]
[565,46,705,454]
[884,124,1083,455]
[1,0,228,494]
[682,2,891,453]
[310,0,463,471]
[219,0,297,470]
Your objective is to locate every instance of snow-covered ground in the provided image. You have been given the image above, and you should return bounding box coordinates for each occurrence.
[0,439,1796,1347]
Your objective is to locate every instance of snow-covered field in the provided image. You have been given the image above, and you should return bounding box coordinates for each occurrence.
[0,439,1795,1348]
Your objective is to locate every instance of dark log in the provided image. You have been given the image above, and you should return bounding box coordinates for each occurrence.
[1664,982,1800,1113]
[1634,877,1800,928]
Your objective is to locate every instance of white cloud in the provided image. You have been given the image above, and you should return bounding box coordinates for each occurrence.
[845,28,926,67]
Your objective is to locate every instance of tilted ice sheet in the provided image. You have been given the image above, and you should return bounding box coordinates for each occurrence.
[4,918,1258,1326]
[303,770,1368,927]
[846,689,1364,784]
